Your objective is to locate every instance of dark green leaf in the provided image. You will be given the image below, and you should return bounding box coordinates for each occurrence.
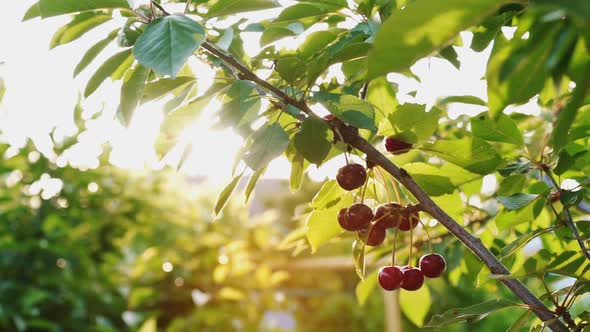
[368,0,506,78]
[551,63,590,152]
[425,299,516,328]
[497,193,540,211]
[243,123,290,170]
[84,48,133,97]
[206,0,279,18]
[133,15,206,77]
[214,172,244,215]
[38,0,129,18]
[50,13,111,49]
[487,30,556,118]
[314,92,376,130]
[119,64,150,126]
[439,45,460,69]
[471,12,515,52]
[245,167,267,203]
[73,29,119,77]
[141,77,196,103]
[418,137,502,174]
[293,117,332,165]
[560,189,584,207]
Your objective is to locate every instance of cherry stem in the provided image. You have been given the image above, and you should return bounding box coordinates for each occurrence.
[541,276,559,308]
[359,170,369,204]
[371,171,379,207]
[409,221,414,266]
[391,177,403,204]
[376,167,392,202]
[417,218,433,253]
[344,150,350,165]
[391,228,399,266]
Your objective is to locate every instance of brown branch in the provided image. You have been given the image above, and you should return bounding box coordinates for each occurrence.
[198,41,568,332]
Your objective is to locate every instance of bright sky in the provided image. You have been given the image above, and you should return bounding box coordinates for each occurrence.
[0,1,535,185]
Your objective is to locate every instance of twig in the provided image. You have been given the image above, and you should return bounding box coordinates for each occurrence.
[197,41,568,332]
[184,0,192,14]
[151,1,170,16]
[543,167,590,260]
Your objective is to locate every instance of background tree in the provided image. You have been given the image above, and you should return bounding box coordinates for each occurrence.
[13,0,590,331]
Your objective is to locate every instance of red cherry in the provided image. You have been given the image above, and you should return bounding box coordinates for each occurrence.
[373,203,402,229]
[378,266,404,291]
[400,266,424,291]
[398,210,419,231]
[338,208,356,231]
[345,203,373,230]
[363,226,386,246]
[336,163,367,191]
[419,253,446,278]
[323,114,335,121]
[385,137,412,155]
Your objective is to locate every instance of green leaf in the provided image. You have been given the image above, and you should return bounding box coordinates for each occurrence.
[368,0,506,78]
[496,199,545,231]
[133,15,206,77]
[560,189,584,207]
[438,95,487,107]
[245,167,267,203]
[243,123,290,170]
[138,318,157,332]
[84,48,133,97]
[500,227,554,259]
[378,104,442,143]
[439,45,460,69]
[260,27,296,46]
[506,310,533,332]
[353,238,366,279]
[22,3,41,21]
[306,194,353,253]
[206,0,279,18]
[418,137,502,174]
[38,0,129,18]
[551,63,590,152]
[275,56,307,83]
[0,78,5,104]
[73,30,118,77]
[355,271,378,306]
[425,299,516,328]
[497,174,526,196]
[546,251,590,281]
[487,30,556,118]
[471,112,524,146]
[314,92,376,130]
[218,80,261,129]
[275,3,328,22]
[141,77,196,103]
[50,13,111,49]
[290,157,305,194]
[403,163,454,196]
[118,64,150,126]
[298,30,339,59]
[400,284,431,327]
[215,172,244,215]
[497,193,540,211]
[367,77,398,119]
[471,12,515,52]
[293,117,332,165]
[311,180,346,210]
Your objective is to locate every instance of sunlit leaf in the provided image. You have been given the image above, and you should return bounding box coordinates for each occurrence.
[355,271,378,306]
[496,193,540,211]
[400,284,431,327]
[306,194,353,253]
[206,0,279,18]
[368,0,506,78]
[141,76,196,103]
[353,239,366,279]
[84,48,133,97]
[38,0,129,17]
[425,299,516,327]
[314,92,376,130]
[243,123,290,170]
[418,137,502,174]
[50,13,111,49]
[471,112,524,145]
[245,167,267,203]
[214,172,243,215]
[119,63,150,126]
[133,15,206,77]
[73,29,119,77]
[293,117,332,165]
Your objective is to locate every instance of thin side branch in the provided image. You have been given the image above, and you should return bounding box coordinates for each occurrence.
[198,41,568,332]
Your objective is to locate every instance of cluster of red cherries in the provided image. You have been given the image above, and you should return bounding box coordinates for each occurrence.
[335,136,446,291]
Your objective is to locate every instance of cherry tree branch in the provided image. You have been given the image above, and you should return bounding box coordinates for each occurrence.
[199,42,568,332]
